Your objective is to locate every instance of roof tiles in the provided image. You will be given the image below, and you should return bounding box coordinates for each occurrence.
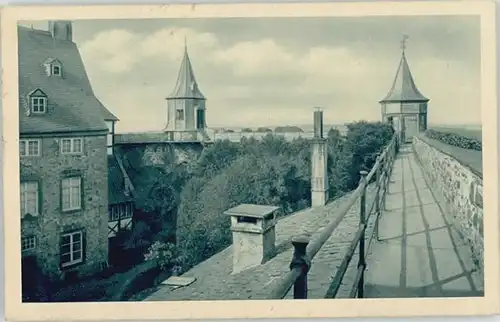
[18,26,118,135]
[167,45,205,100]
[380,52,429,103]
[145,186,378,301]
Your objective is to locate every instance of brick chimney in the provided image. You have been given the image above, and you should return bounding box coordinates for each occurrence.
[225,204,279,274]
[311,108,329,206]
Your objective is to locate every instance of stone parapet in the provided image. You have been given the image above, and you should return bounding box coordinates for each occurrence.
[412,135,483,271]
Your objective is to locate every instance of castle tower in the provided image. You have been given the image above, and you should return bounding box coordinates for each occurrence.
[311,108,328,207]
[380,35,429,144]
[164,42,207,140]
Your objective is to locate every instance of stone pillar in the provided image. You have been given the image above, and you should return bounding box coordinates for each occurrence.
[311,108,328,207]
[225,204,279,274]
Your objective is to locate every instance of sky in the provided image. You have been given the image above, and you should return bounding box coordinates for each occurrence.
[22,16,481,133]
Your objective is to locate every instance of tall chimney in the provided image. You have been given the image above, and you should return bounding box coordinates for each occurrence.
[313,107,324,138]
[225,204,279,274]
[48,21,73,42]
[311,108,328,206]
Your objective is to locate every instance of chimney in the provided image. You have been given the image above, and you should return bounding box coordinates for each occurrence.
[313,107,324,138]
[48,21,73,42]
[225,204,279,274]
[311,108,328,206]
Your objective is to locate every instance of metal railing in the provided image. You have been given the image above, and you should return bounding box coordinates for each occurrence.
[266,133,399,300]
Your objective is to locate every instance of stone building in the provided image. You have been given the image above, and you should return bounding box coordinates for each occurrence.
[164,42,210,142]
[18,21,125,287]
[380,38,429,143]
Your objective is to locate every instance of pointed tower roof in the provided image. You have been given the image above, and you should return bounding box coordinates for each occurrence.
[380,36,429,103]
[167,41,206,100]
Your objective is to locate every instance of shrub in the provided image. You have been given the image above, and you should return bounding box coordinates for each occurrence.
[425,129,482,151]
[144,241,177,271]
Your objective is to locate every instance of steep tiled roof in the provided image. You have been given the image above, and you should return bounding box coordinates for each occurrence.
[18,26,118,135]
[145,186,378,301]
[380,52,429,103]
[167,45,205,100]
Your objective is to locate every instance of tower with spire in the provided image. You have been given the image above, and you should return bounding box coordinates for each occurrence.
[380,35,429,144]
[164,40,208,141]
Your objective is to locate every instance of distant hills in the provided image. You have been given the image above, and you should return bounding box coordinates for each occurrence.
[212,124,347,134]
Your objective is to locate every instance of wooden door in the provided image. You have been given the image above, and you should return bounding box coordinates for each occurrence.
[404,115,418,143]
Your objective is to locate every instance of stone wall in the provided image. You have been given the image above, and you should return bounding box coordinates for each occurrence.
[20,134,109,281]
[118,142,204,170]
[412,135,483,270]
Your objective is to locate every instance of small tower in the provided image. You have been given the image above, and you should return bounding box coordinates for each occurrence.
[311,108,328,207]
[380,35,429,144]
[48,21,73,42]
[164,41,207,141]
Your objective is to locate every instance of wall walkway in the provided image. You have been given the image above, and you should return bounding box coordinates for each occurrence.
[365,145,484,298]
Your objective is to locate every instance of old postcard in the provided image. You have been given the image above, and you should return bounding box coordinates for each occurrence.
[1,1,499,321]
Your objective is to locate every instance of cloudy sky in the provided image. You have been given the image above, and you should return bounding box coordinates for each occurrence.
[23,16,480,133]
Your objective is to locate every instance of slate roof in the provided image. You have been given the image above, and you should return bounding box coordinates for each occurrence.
[145,186,378,301]
[380,52,429,103]
[167,45,205,100]
[18,26,118,135]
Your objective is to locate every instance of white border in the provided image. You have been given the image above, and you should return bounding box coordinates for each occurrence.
[2,1,498,320]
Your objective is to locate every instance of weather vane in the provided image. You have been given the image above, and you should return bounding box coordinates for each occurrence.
[401,34,409,52]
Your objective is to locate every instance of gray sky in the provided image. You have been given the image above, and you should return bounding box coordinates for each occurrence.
[22,16,481,133]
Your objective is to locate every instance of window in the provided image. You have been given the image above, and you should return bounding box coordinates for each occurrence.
[106,121,114,156]
[19,139,41,156]
[52,64,62,76]
[60,231,83,267]
[20,182,39,217]
[31,97,47,114]
[176,109,184,121]
[61,177,81,211]
[61,138,83,154]
[109,203,133,221]
[22,236,36,252]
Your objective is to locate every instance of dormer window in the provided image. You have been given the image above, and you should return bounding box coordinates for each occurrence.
[43,58,63,77]
[31,97,47,113]
[28,89,48,114]
[52,64,62,76]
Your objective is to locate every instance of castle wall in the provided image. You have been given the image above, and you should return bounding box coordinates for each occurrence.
[412,135,483,270]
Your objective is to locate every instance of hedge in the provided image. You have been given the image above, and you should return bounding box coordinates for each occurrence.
[425,129,482,151]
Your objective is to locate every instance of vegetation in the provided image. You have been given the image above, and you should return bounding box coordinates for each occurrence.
[176,121,394,271]
[275,125,304,133]
[425,129,482,151]
[117,148,192,267]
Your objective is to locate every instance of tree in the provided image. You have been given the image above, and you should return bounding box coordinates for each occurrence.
[195,139,241,178]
